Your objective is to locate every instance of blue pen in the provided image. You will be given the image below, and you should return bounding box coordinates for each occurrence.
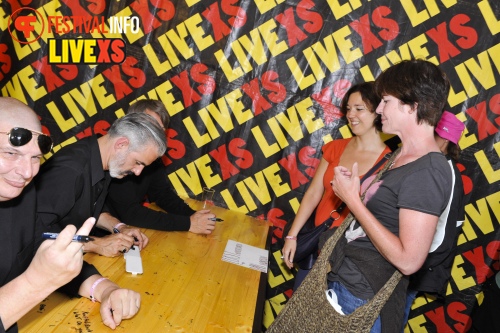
[209,218,224,222]
[42,232,94,243]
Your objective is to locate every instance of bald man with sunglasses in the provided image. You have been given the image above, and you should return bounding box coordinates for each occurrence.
[0,97,140,333]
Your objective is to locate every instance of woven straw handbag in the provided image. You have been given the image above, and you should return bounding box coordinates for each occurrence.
[268,153,402,333]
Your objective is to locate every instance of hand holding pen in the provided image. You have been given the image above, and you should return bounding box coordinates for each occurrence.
[27,217,96,290]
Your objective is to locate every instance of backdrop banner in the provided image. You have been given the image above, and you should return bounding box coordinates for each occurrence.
[1,0,499,331]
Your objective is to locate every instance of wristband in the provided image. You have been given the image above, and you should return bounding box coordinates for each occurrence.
[113,222,126,233]
[285,235,297,240]
[89,277,107,302]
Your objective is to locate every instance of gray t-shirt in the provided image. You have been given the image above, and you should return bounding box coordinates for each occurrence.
[330,152,452,299]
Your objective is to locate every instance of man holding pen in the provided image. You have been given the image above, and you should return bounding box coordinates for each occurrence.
[0,97,140,332]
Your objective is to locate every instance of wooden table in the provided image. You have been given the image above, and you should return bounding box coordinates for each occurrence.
[19,200,271,332]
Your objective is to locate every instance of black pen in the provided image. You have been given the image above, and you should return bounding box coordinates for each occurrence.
[42,232,94,243]
[113,226,136,250]
[209,218,224,222]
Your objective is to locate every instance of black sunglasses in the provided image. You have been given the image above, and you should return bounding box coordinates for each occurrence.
[0,127,53,154]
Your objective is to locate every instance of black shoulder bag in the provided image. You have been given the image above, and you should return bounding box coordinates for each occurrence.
[283,154,391,270]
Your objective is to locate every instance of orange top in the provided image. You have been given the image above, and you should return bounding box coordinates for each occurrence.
[315,138,391,227]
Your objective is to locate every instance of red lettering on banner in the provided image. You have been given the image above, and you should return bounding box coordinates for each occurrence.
[262,71,286,104]
[32,57,78,93]
[208,138,253,180]
[465,101,498,140]
[0,44,11,82]
[86,0,105,15]
[203,0,247,42]
[122,56,146,89]
[6,0,31,14]
[267,207,287,242]
[163,131,183,165]
[75,120,110,139]
[450,14,477,50]
[242,79,271,116]
[490,94,500,123]
[209,145,240,180]
[425,306,454,332]
[350,14,383,55]
[275,8,308,47]
[163,128,186,166]
[298,146,320,177]
[278,153,310,189]
[424,302,471,333]
[60,0,92,20]
[171,64,215,108]
[456,163,473,195]
[426,23,460,63]
[371,6,399,41]
[153,0,175,21]
[485,240,500,271]
[462,245,495,284]
[202,2,232,41]
[221,0,246,27]
[448,302,471,332]
[190,63,216,95]
[426,14,477,63]
[171,71,201,108]
[102,66,131,100]
[241,71,285,116]
[130,0,162,34]
[229,137,253,169]
[296,0,322,34]
[312,79,351,124]
[102,56,146,101]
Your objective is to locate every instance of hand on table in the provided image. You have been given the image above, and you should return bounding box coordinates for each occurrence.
[189,209,216,234]
[117,225,149,250]
[85,233,135,257]
[97,282,141,329]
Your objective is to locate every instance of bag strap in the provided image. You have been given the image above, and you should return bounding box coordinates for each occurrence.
[268,151,402,332]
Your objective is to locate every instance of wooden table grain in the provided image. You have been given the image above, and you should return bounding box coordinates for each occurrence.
[18,199,271,333]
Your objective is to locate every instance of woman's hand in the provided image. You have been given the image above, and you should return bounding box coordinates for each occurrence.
[331,163,361,205]
[282,238,297,269]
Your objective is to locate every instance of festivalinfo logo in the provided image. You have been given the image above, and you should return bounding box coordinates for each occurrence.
[8,7,139,64]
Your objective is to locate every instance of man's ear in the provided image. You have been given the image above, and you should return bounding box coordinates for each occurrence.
[114,137,130,151]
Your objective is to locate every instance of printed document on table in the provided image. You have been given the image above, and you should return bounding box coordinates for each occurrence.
[222,239,269,273]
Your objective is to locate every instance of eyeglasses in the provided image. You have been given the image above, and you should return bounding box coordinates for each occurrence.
[0,127,53,154]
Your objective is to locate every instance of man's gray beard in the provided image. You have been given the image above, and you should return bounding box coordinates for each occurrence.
[109,150,128,178]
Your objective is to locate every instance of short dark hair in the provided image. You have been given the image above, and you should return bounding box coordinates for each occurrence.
[340,82,382,132]
[128,99,169,128]
[375,59,450,126]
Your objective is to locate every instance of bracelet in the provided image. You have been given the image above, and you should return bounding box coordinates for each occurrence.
[113,222,126,233]
[285,235,297,240]
[89,277,108,302]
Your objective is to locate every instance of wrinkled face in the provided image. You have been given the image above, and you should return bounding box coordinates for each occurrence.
[0,127,42,201]
[345,92,377,136]
[109,144,158,179]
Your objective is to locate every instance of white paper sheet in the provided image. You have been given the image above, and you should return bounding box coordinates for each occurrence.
[222,239,269,273]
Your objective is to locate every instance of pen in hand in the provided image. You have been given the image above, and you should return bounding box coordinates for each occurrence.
[113,226,136,250]
[209,218,223,222]
[42,232,94,243]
